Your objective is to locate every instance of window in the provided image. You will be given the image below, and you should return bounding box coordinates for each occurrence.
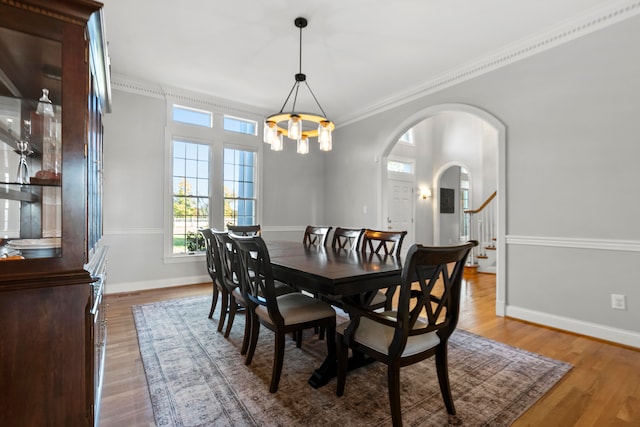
[398,129,414,144]
[172,105,212,128]
[172,139,210,254]
[166,99,262,259]
[223,115,257,135]
[223,148,256,228]
[387,160,414,174]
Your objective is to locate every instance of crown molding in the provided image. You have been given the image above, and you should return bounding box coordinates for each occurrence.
[338,0,640,127]
[111,73,267,119]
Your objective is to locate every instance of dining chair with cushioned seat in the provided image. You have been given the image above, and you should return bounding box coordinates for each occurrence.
[331,227,364,251]
[360,229,407,310]
[213,230,253,355]
[232,234,337,393]
[303,225,332,246]
[199,228,224,321]
[215,231,297,356]
[337,240,478,427]
[228,224,261,236]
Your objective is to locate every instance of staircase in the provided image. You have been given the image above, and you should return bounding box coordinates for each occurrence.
[464,191,496,274]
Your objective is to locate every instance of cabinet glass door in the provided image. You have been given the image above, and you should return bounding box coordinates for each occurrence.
[0,26,62,259]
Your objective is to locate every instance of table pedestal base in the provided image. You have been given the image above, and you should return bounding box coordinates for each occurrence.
[308,351,375,388]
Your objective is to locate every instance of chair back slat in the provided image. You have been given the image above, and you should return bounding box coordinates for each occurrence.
[199,228,222,283]
[397,241,477,345]
[303,225,333,246]
[228,224,261,236]
[213,230,240,293]
[232,235,285,326]
[331,227,364,251]
[360,229,407,256]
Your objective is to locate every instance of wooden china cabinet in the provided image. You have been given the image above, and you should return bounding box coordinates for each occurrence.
[0,1,110,426]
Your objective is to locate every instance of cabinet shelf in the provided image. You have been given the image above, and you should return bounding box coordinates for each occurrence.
[0,185,39,202]
[0,180,60,187]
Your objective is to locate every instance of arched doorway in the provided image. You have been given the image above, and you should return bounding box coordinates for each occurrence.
[381,103,506,316]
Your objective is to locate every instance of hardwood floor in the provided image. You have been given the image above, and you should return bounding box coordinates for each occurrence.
[99,273,640,426]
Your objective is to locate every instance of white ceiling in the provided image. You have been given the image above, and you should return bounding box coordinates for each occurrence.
[100,0,630,124]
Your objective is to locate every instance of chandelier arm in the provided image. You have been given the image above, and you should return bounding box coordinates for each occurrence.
[278,81,300,114]
[304,81,328,119]
[291,83,300,113]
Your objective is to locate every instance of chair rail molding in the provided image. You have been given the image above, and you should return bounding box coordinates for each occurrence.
[506,235,640,252]
[104,227,164,236]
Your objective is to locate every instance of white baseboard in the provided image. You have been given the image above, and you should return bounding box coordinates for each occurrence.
[506,305,640,349]
[106,275,210,295]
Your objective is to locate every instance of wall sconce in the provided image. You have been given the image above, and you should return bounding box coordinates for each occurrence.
[419,187,432,200]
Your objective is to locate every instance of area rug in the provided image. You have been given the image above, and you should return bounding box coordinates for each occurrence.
[133,295,571,427]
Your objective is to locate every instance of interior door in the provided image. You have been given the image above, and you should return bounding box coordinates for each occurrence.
[387,178,414,250]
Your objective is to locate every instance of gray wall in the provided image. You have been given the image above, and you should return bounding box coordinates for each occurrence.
[102,87,326,293]
[324,15,640,346]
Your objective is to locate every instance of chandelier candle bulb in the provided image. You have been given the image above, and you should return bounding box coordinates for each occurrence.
[297,136,309,154]
[288,115,302,140]
[318,121,332,151]
[263,121,277,144]
[270,131,284,151]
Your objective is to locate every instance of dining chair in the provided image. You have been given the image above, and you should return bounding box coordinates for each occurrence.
[212,230,253,355]
[231,234,337,393]
[336,240,478,427]
[361,229,407,310]
[303,225,332,246]
[331,227,364,251]
[227,224,261,236]
[199,228,224,321]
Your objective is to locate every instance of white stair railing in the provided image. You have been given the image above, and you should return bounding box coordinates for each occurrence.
[464,191,497,267]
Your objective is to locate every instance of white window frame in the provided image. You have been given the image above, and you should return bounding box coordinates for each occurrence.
[387,158,415,175]
[222,146,258,229]
[172,104,213,128]
[398,128,415,145]
[163,97,263,262]
[223,114,258,136]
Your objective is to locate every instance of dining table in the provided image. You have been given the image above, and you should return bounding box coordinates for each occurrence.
[266,240,403,388]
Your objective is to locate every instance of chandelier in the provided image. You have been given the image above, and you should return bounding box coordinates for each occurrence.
[263,17,335,154]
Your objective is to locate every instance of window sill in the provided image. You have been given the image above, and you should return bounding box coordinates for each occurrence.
[163,253,205,264]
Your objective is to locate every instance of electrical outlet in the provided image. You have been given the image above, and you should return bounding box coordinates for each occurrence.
[611,294,626,310]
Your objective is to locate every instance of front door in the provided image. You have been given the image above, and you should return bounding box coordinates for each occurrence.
[387,178,414,251]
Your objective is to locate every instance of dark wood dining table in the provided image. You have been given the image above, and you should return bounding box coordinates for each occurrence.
[266,240,403,388]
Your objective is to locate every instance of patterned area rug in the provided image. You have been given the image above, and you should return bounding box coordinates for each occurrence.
[133,296,571,427]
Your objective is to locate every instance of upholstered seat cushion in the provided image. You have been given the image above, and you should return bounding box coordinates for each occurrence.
[273,280,297,296]
[255,293,335,326]
[231,287,247,305]
[337,311,440,357]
